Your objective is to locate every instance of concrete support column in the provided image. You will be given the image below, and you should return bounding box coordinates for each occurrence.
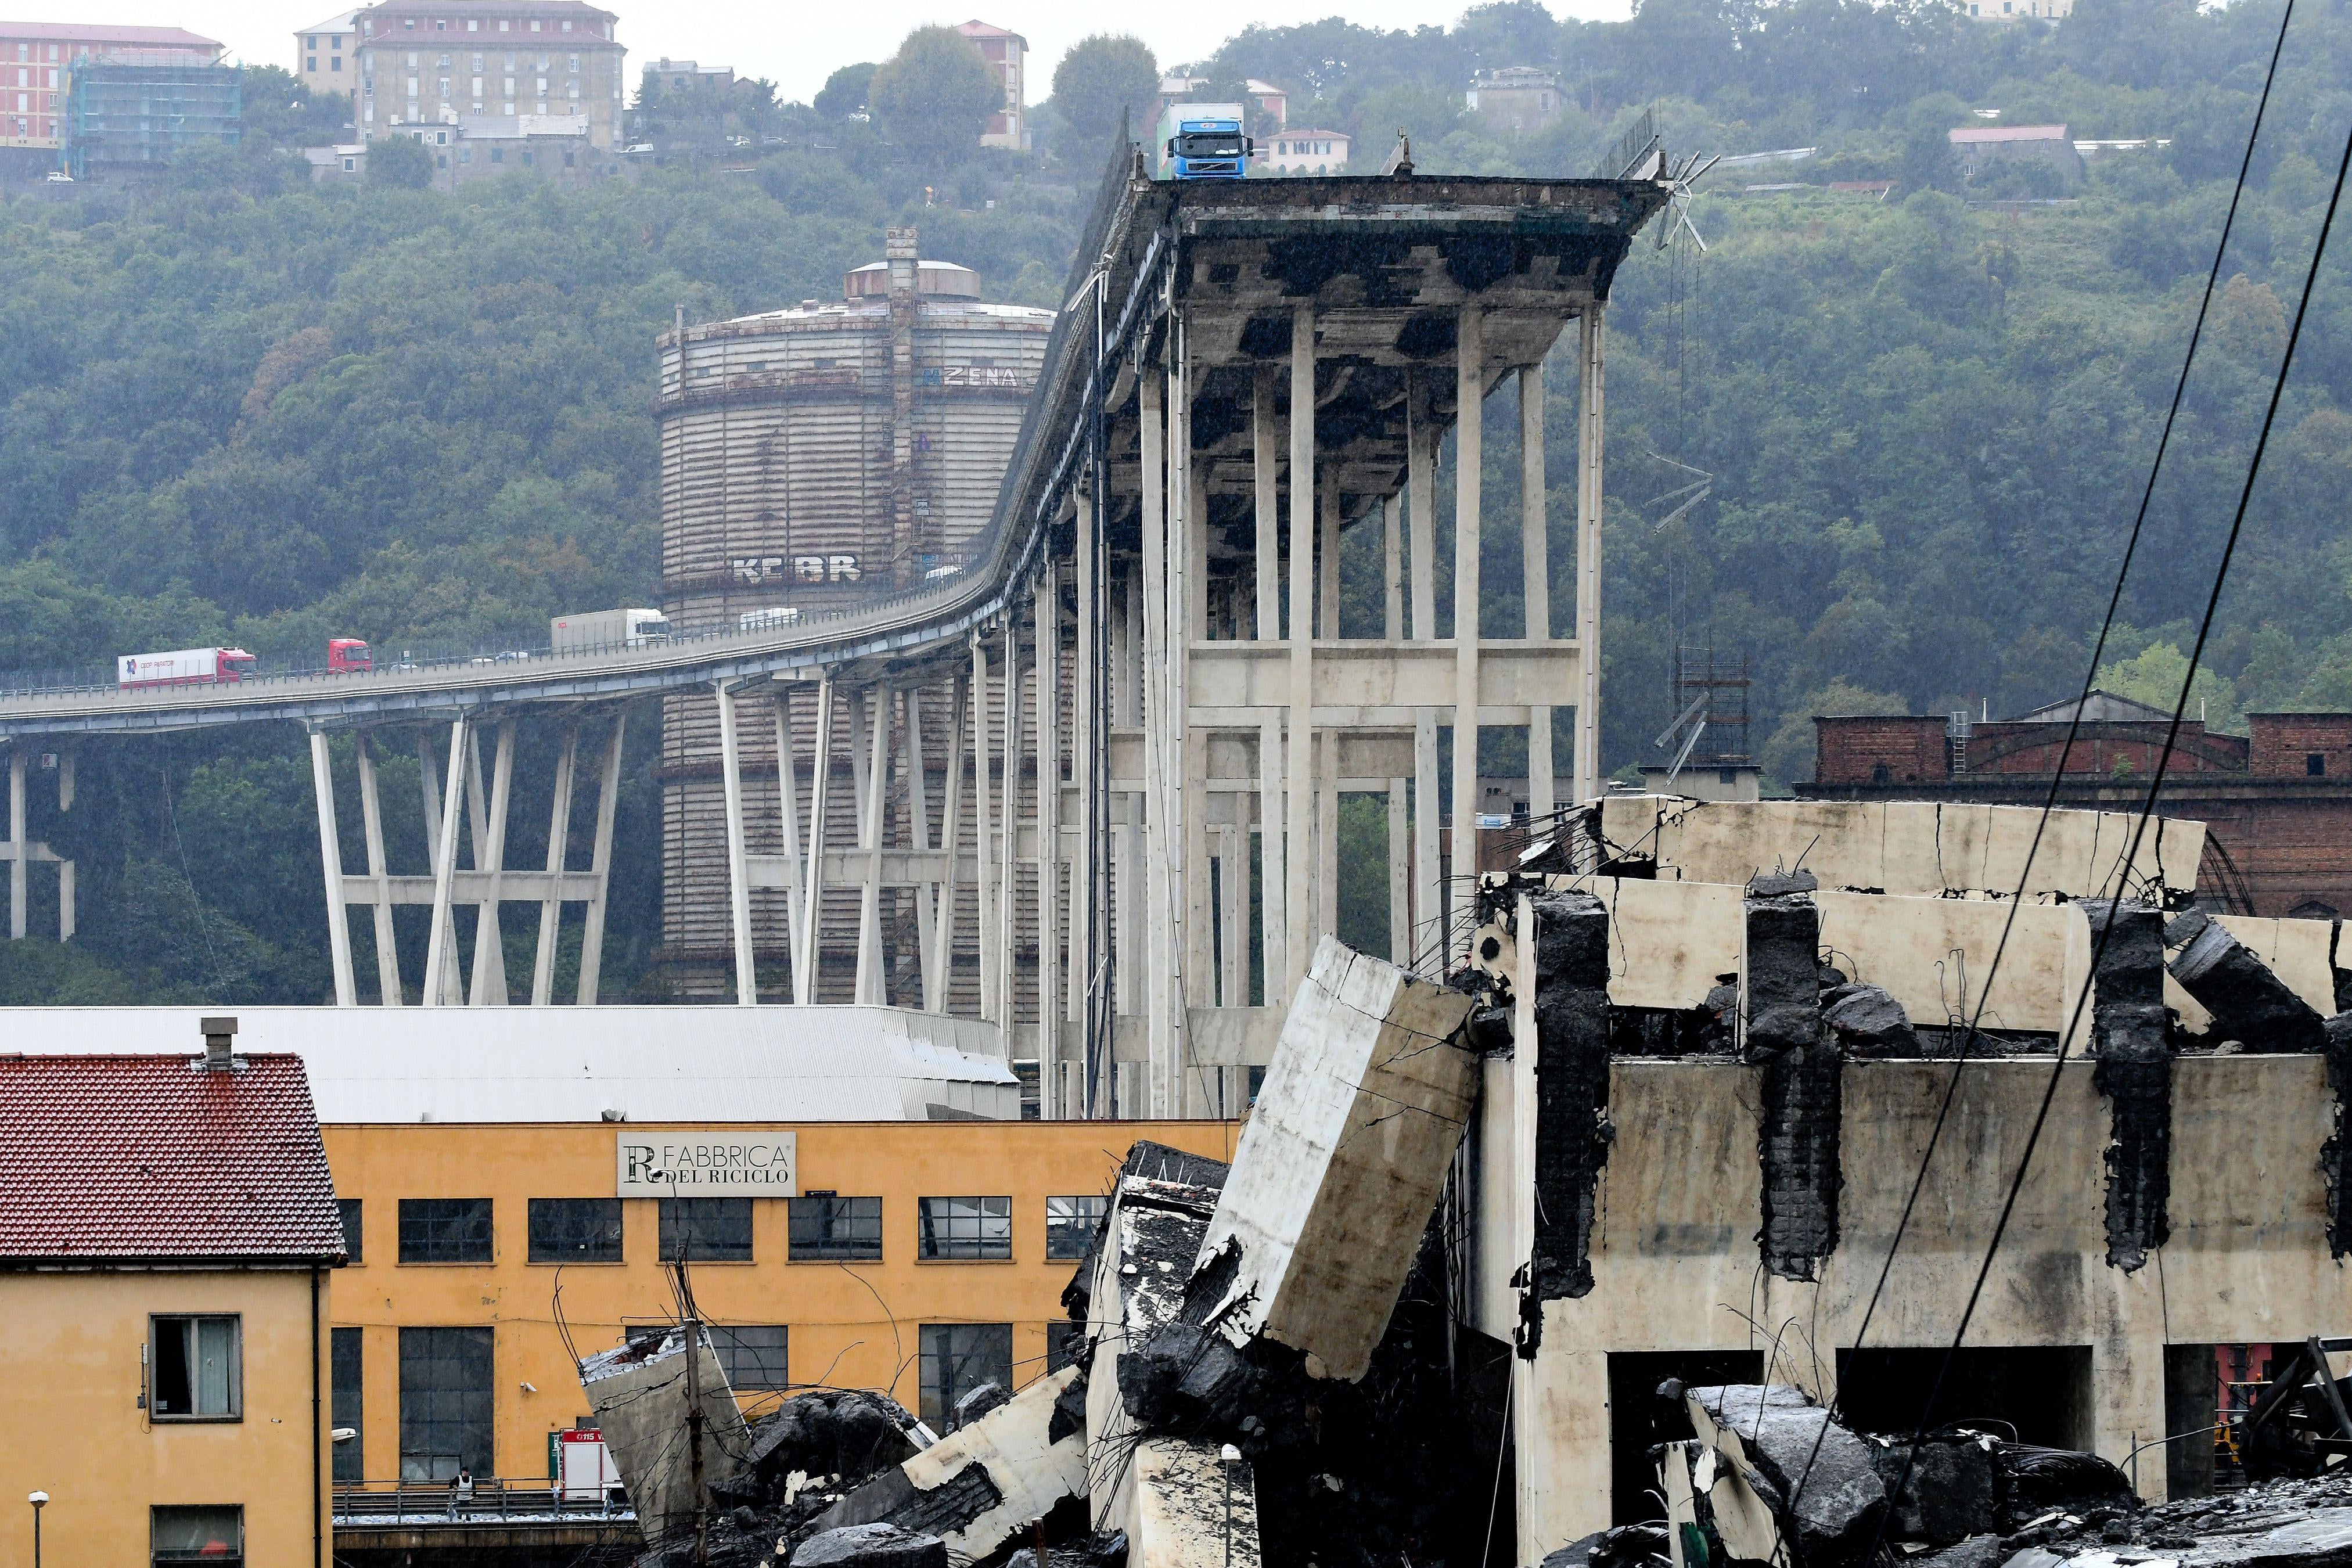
[853,685,893,1006]
[1254,367,1279,642]
[970,640,995,1022]
[1408,373,1436,642]
[1318,469,1340,637]
[717,681,758,1006]
[1523,363,1555,822]
[902,688,937,1007]
[772,692,808,1001]
[998,623,1021,1035]
[934,677,967,1019]
[795,682,833,1005]
[1258,717,1286,999]
[1285,305,1317,1001]
[574,713,625,1006]
[420,715,468,1008]
[7,749,22,941]
[54,753,70,943]
[355,733,401,1005]
[1414,712,1440,975]
[464,721,515,1006]
[1452,305,1485,949]
[531,724,578,1008]
[307,728,357,1007]
[1035,565,1062,1114]
[1073,473,1099,1100]
[1574,305,1607,805]
[1139,367,1173,1109]
[1383,494,1404,641]
[1387,781,1409,963]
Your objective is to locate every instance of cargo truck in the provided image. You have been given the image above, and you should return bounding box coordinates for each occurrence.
[738,607,802,633]
[1158,103,1251,179]
[328,638,372,673]
[117,647,260,688]
[551,609,672,652]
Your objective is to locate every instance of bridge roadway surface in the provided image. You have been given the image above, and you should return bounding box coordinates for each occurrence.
[0,161,1667,743]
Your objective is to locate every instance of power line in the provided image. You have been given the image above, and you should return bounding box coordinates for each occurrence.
[1859,42,2352,1559]
[1782,0,2303,1519]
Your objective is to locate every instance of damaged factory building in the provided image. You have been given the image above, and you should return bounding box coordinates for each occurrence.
[587,797,2352,1568]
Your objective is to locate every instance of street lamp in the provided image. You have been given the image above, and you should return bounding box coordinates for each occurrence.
[27,1492,45,1568]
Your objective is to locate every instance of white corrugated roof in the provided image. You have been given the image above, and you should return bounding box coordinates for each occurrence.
[1,1005,1019,1124]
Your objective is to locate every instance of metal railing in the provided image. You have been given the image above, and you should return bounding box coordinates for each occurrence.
[330,1475,633,1524]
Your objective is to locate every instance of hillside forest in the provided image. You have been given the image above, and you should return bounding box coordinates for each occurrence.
[0,0,2346,999]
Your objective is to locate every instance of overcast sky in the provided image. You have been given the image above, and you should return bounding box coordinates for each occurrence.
[98,0,1632,106]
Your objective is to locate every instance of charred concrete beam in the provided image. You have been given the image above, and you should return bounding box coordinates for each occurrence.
[2167,911,2328,1051]
[1746,871,1842,1281]
[1528,891,1612,1304]
[1192,936,1478,1381]
[2326,1012,2352,1258]
[2082,900,2171,1272]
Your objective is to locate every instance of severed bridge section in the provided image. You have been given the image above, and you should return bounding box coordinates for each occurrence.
[0,140,1667,1119]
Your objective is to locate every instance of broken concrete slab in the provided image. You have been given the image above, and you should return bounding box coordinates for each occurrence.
[580,1324,751,1547]
[2168,911,2328,1052]
[1824,981,1920,1056]
[1191,935,1479,1380]
[1127,1437,1261,1568]
[1686,1384,1887,1567]
[789,1522,948,1568]
[815,1365,1086,1560]
[1869,1434,1999,1546]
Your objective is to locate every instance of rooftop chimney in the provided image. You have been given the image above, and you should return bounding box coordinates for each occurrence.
[199,1015,238,1071]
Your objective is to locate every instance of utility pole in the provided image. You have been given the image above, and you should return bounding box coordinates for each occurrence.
[685,1318,709,1566]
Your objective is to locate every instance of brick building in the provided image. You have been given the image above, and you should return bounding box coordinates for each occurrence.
[1803,691,2352,918]
[353,0,625,150]
[0,21,220,152]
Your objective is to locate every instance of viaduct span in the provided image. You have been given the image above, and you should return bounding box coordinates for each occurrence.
[0,144,1667,1119]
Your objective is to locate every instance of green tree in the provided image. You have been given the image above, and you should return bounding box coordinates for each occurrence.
[364,133,432,189]
[815,61,877,121]
[1051,35,1157,146]
[240,63,352,148]
[870,26,999,166]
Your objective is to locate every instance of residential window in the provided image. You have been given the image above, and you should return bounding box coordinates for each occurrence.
[459,145,470,161]
[467,17,477,28]
[529,1198,624,1263]
[710,1325,789,1391]
[151,1315,241,1419]
[531,17,542,28]
[437,52,449,66]
[337,1198,363,1263]
[659,1198,753,1262]
[491,146,504,159]
[405,49,418,64]
[918,1322,1011,1427]
[1044,1195,1107,1260]
[472,75,483,96]
[307,55,318,71]
[437,77,448,96]
[398,1197,492,1264]
[504,75,514,93]
[917,1195,1011,1261]
[399,1326,492,1480]
[562,17,573,28]
[330,1327,364,1481]
[569,53,578,69]
[332,57,341,72]
[788,1194,882,1261]
[151,1506,242,1565]
[2310,753,2327,776]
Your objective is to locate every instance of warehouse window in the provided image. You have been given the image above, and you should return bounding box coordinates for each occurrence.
[710,1326,789,1391]
[528,1198,624,1263]
[1044,1195,1106,1260]
[151,1315,241,1419]
[400,1326,493,1480]
[152,1506,242,1565]
[399,1197,492,1264]
[331,1328,364,1481]
[917,1196,1011,1260]
[918,1323,1011,1427]
[659,1198,754,1262]
[336,1199,362,1263]
[2309,753,2326,776]
[789,1193,882,1261]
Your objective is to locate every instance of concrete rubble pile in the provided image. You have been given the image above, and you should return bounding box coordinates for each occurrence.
[588,792,2352,1568]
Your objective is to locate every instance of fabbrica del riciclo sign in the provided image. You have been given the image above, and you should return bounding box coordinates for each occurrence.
[615,1134,798,1196]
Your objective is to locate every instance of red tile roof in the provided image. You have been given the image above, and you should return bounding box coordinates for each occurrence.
[0,1053,344,1266]
[0,22,222,49]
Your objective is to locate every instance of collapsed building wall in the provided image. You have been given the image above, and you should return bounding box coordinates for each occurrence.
[1746,871,1843,1281]
[582,1326,753,1548]
[1527,891,1614,1309]
[2083,900,2172,1271]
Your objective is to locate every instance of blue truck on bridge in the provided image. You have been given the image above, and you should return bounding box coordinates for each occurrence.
[1157,103,1252,179]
